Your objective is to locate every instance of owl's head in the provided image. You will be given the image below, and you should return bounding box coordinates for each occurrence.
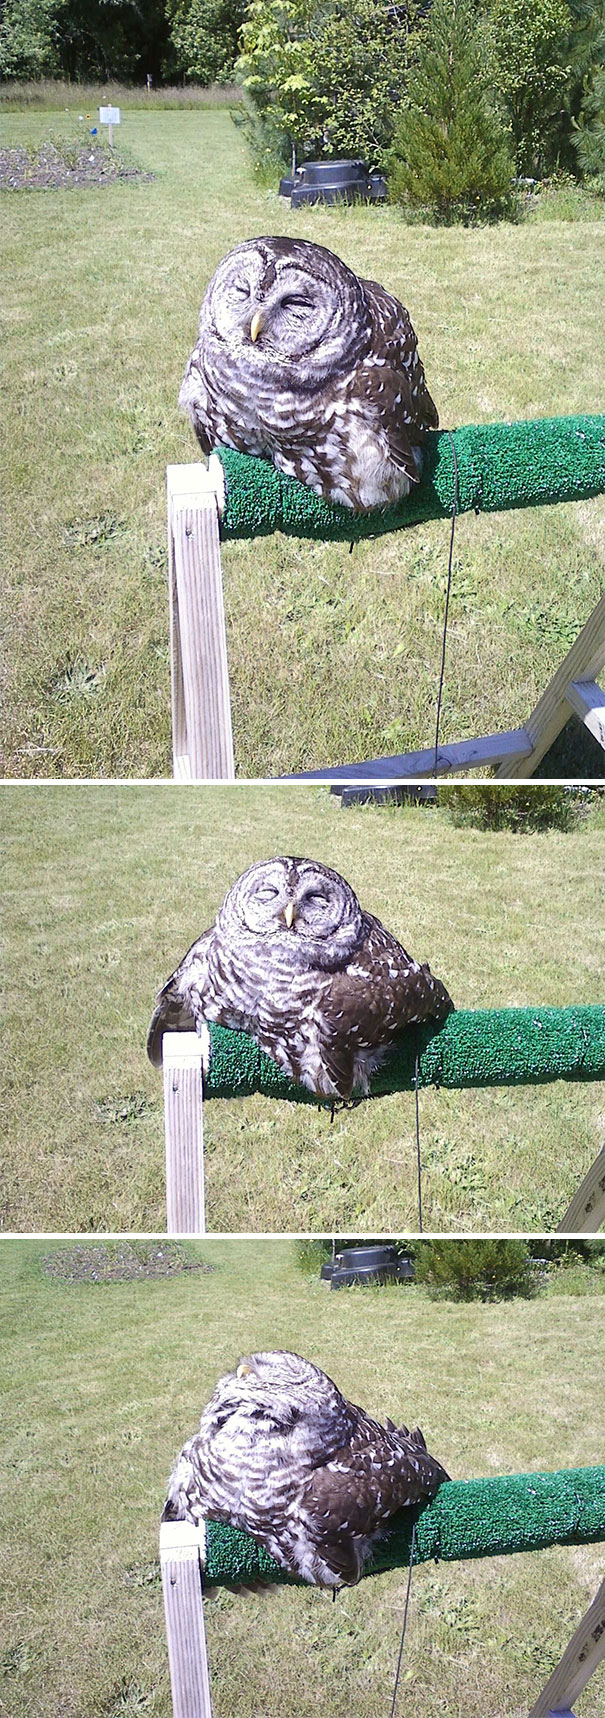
[200,236,371,380]
[204,1350,350,1445]
[218,856,363,968]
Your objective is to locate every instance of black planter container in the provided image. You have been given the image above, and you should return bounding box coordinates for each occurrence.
[279,159,387,207]
[327,1245,414,1290]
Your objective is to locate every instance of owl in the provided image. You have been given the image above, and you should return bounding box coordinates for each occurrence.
[162,1350,449,1588]
[147,856,453,1102]
[179,235,438,512]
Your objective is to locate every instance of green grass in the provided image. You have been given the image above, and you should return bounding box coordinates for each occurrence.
[1,1238,604,1718]
[2,785,604,1233]
[1,108,604,777]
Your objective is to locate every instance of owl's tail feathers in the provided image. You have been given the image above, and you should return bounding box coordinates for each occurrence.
[400,1424,451,1490]
[420,963,455,1022]
[147,976,195,1067]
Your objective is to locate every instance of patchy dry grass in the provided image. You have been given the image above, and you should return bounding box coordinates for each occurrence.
[1,108,603,777]
[2,785,604,1233]
[0,78,242,110]
[0,1238,604,1718]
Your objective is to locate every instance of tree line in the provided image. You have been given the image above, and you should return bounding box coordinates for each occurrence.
[1,1,603,217]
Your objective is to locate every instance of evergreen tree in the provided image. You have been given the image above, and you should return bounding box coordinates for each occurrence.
[567,0,605,180]
[388,0,515,221]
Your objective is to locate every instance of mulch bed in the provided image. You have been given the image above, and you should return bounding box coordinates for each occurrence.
[0,140,153,191]
[41,1241,214,1283]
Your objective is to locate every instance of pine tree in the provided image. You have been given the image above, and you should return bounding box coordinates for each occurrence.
[388,0,515,222]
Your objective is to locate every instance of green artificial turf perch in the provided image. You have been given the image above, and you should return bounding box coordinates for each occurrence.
[216,414,605,543]
[201,1466,605,1586]
[204,1005,605,1104]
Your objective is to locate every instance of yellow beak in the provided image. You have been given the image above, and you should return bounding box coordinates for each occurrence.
[237,1361,255,1379]
[250,309,263,344]
[284,898,296,929]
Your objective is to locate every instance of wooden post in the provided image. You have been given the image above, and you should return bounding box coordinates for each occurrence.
[160,1521,213,1718]
[556,1146,605,1234]
[495,593,605,778]
[167,460,234,781]
[528,1577,605,1717]
[163,1032,205,1236]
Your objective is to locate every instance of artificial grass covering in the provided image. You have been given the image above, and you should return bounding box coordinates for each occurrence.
[216,414,605,543]
[202,1006,605,1103]
[201,1466,605,1587]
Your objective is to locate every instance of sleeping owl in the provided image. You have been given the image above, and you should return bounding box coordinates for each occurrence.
[147,855,453,1102]
[179,235,438,512]
[162,1349,450,1588]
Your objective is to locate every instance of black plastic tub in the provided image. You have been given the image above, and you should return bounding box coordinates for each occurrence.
[325,1245,414,1290]
[279,159,387,207]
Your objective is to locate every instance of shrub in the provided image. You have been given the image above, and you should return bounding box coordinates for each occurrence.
[388,0,516,223]
[237,0,413,172]
[487,0,573,176]
[415,1239,537,1300]
[438,785,590,831]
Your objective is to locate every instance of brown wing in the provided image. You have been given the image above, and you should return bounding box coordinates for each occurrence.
[362,275,439,434]
[300,1407,449,1581]
[324,912,453,1050]
[147,927,214,1067]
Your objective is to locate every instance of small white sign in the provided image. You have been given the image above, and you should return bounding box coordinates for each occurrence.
[99,106,121,125]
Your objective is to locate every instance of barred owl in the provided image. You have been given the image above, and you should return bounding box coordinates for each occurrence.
[179,235,438,512]
[147,856,453,1102]
[162,1350,449,1588]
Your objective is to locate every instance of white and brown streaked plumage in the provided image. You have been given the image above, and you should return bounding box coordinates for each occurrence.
[179,235,438,512]
[147,856,453,1102]
[162,1349,450,1588]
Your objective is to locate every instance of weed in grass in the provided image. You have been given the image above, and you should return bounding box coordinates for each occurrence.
[102,1679,154,1716]
[96,1092,154,1126]
[52,655,108,699]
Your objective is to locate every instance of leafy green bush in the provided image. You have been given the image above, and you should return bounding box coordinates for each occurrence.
[388,0,516,223]
[237,0,412,171]
[415,1239,537,1300]
[438,785,590,831]
[167,0,246,86]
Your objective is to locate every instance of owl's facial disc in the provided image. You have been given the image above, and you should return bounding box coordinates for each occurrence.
[221,855,363,965]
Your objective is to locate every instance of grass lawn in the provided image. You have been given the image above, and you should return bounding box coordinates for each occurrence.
[1,1238,604,1718]
[2,784,604,1234]
[1,106,604,779]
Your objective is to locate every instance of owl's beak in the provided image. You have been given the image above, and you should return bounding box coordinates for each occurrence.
[250,309,263,344]
[284,898,296,929]
[237,1361,256,1380]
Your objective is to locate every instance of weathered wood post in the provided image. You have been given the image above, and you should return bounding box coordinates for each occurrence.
[167,460,234,781]
[528,1576,605,1716]
[163,1032,205,1235]
[160,1521,213,1718]
[557,1145,605,1234]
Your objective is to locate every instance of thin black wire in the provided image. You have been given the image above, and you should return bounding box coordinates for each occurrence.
[388,1522,417,1718]
[433,432,460,777]
[414,1036,423,1233]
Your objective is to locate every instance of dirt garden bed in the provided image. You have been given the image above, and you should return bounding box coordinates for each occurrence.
[41,1241,213,1283]
[0,138,153,191]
